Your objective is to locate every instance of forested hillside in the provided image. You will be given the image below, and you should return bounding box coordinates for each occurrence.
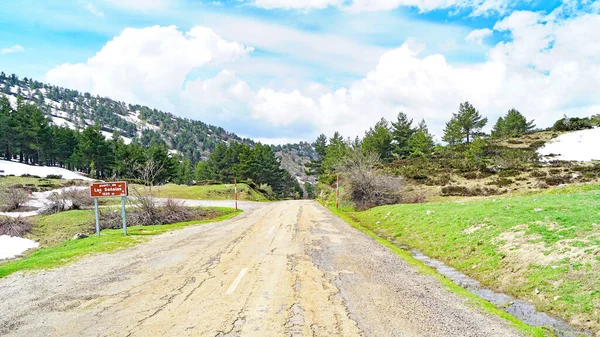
[0,72,316,184]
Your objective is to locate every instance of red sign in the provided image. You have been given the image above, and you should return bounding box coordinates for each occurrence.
[90,182,128,198]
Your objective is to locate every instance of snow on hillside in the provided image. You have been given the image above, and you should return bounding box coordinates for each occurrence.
[100,131,133,145]
[0,160,93,180]
[0,236,39,260]
[538,128,600,161]
[51,116,78,130]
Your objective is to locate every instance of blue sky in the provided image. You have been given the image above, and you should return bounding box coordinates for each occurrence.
[1,0,599,143]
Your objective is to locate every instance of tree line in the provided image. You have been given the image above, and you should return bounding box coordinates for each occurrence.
[0,95,302,198]
[306,101,539,184]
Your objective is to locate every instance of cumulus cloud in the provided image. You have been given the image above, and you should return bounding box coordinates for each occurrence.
[0,45,24,55]
[43,5,600,144]
[465,28,493,44]
[46,26,253,110]
[236,9,600,141]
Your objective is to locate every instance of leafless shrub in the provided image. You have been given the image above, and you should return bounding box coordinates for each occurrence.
[0,216,33,237]
[441,186,504,197]
[0,187,29,212]
[336,150,404,210]
[63,189,94,209]
[131,186,161,226]
[97,198,208,230]
[402,193,427,204]
[43,188,92,215]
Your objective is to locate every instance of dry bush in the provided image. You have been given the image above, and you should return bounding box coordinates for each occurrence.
[63,189,94,209]
[441,186,503,197]
[336,150,404,210]
[0,216,33,237]
[98,199,208,230]
[43,188,92,215]
[544,175,571,186]
[0,187,29,212]
[402,193,426,204]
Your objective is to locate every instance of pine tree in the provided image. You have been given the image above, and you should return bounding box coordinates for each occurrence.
[391,112,416,158]
[408,119,435,158]
[362,118,393,162]
[443,102,488,144]
[491,109,535,138]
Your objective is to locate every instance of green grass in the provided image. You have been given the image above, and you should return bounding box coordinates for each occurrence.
[146,183,269,202]
[344,185,600,334]
[0,207,240,278]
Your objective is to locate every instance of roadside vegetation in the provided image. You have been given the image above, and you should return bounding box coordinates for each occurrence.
[154,183,269,201]
[305,103,600,335]
[0,207,239,278]
[350,186,600,333]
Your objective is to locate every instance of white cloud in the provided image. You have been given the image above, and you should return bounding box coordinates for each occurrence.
[0,45,24,55]
[46,26,253,110]
[43,7,600,144]
[253,0,344,10]
[236,9,600,141]
[203,14,388,76]
[252,0,511,16]
[85,3,104,17]
[102,0,168,10]
[465,28,493,44]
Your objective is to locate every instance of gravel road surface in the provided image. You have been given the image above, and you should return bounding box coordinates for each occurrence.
[0,201,523,337]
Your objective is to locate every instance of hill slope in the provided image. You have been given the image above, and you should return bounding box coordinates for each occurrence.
[0,72,316,182]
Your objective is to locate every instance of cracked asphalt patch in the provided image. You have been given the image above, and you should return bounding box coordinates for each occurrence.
[0,201,523,336]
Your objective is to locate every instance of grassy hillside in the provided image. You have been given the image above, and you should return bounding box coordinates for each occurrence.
[349,185,600,333]
[152,183,269,201]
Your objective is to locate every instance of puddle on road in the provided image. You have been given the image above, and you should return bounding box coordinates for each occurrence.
[395,244,589,337]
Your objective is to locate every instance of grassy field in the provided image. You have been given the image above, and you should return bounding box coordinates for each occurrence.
[150,183,269,201]
[348,185,600,334]
[0,207,240,278]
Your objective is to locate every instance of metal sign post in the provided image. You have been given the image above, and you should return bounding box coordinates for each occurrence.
[121,196,127,236]
[94,198,100,236]
[234,179,238,211]
[336,175,339,209]
[90,182,129,236]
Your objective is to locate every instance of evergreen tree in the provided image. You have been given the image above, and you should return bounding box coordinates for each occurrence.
[491,109,535,138]
[305,134,328,177]
[391,112,416,158]
[407,119,435,158]
[443,102,487,144]
[362,118,393,162]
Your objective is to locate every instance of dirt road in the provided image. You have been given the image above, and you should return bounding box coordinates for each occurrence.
[0,201,523,337]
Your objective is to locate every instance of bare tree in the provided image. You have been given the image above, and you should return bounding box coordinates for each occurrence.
[335,149,404,210]
[136,158,165,192]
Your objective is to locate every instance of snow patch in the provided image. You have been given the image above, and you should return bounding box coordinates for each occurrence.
[538,128,600,162]
[51,116,77,130]
[0,160,93,180]
[0,236,39,260]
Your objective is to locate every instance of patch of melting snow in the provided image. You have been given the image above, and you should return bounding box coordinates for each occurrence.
[538,128,600,162]
[0,160,93,181]
[0,235,39,260]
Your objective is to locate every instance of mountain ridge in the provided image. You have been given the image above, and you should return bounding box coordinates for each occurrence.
[0,71,317,184]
